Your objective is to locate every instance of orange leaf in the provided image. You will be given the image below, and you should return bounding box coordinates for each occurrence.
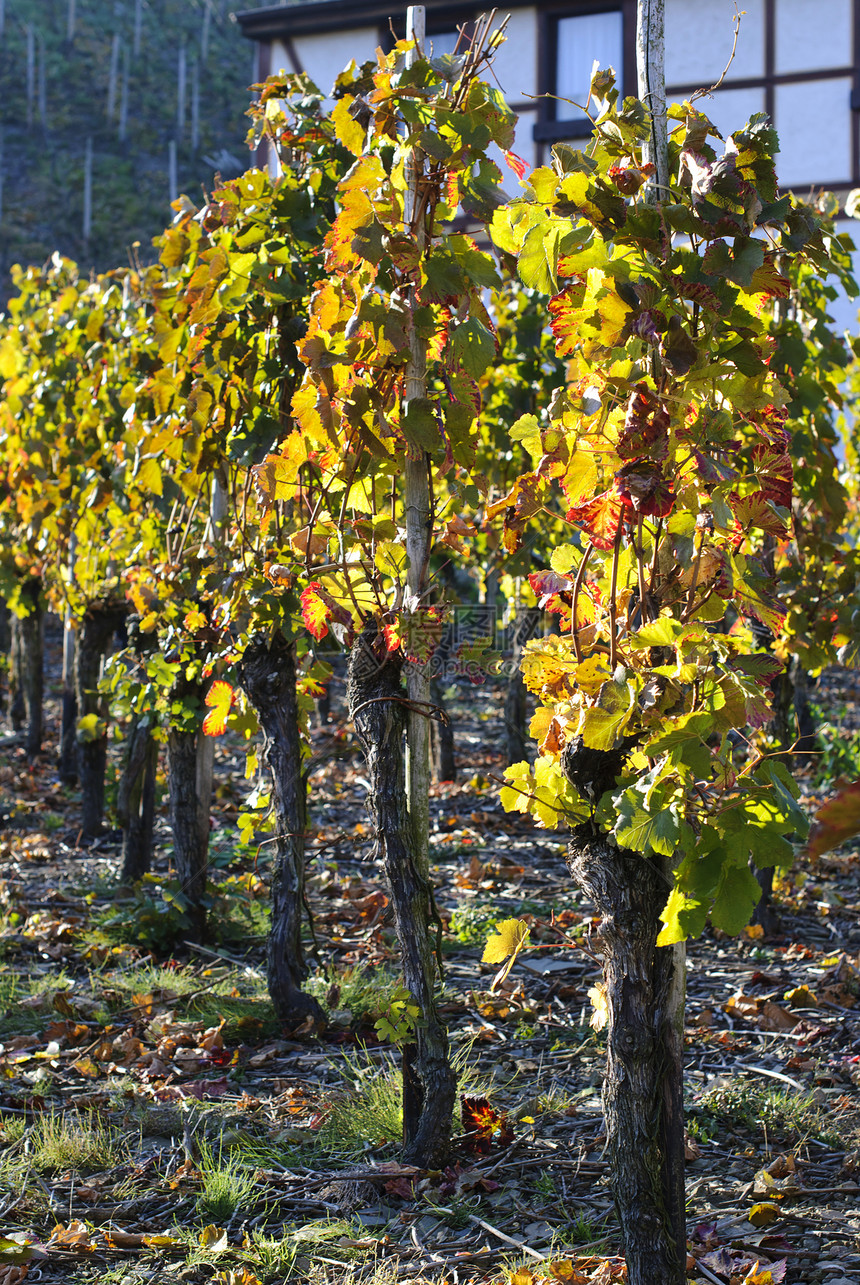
[202,681,234,736]
[806,777,860,860]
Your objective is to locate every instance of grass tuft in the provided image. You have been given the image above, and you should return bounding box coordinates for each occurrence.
[29,1110,119,1172]
[197,1138,258,1221]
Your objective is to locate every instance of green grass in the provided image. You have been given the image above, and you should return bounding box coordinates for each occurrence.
[197,1138,259,1221]
[696,1079,843,1146]
[306,963,406,1026]
[315,1052,404,1156]
[29,1110,121,1172]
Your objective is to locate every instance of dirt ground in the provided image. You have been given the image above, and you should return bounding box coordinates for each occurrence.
[1,625,859,1284]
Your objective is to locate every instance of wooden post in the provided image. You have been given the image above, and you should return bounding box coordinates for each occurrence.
[635,3,686,1280]
[201,0,211,63]
[119,43,130,141]
[403,5,431,877]
[83,137,92,247]
[637,0,669,197]
[26,26,34,127]
[133,0,143,57]
[177,44,186,139]
[37,34,47,126]
[168,139,177,204]
[190,57,199,152]
[107,32,120,119]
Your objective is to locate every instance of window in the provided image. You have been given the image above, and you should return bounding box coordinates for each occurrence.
[555,11,624,122]
[535,6,627,145]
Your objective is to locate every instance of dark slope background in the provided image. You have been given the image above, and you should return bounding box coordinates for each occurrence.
[0,0,275,304]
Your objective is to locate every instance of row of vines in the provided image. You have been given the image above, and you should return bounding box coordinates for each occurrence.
[2,11,860,1282]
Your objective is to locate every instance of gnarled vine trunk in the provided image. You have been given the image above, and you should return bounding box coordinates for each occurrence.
[75,599,126,837]
[567,822,685,1285]
[167,672,212,943]
[240,632,324,1027]
[347,624,456,1165]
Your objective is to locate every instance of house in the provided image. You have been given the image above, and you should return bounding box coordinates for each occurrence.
[236,0,859,193]
[236,1,860,324]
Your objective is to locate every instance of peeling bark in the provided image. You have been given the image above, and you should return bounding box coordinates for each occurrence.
[240,632,324,1027]
[567,823,685,1285]
[347,625,456,1165]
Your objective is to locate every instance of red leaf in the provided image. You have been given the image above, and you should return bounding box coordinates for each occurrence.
[504,150,529,179]
[202,681,234,737]
[751,442,792,507]
[301,583,331,641]
[461,1095,514,1155]
[566,490,624,549]
[617,387,670,460]
[730,490,788,539]
[806,778,860,861]
[548,284,587,356]
[615,461,674,517]
[528,570,573,606]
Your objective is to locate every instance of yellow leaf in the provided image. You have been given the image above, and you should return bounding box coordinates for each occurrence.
[202,681,235,737]
[575,656,612,697]
[748,1202,781,1227]
[783,985,818,1007]
[199,1225,229,1251]
[143,1234,184,1248]
[743,1260,779,1283]
[509,1270,535,1285]
[482,918,530,964]
[588,982,609,1031]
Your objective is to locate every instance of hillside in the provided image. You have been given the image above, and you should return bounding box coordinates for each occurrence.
[0,0,276,305]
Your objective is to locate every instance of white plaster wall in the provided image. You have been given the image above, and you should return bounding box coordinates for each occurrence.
[290,28,381,98]
[487,108,540,192]
[698,86,766,140]
[490,7,538,103]
[775,0,853,74]
[271,38,291,77]
[556,11,624,120]
[666,0,765,86]
[775,77,853,187]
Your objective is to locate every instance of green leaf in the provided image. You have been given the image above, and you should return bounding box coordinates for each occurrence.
[518,222,561,294]
[613,796,682,857]
[627,617,683,648]
[657,886,708,946]
[578,677,634,750]
[401,398,441,452]
[451,317,496,378]
[710,862,763,935]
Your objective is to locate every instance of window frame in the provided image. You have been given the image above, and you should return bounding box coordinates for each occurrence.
[534,0,636,146]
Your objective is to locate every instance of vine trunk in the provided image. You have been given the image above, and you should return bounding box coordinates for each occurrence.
[75,600,126,837]
[240,632,324,1027]
[347,624,456,1165]
[567,823,686,1285]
